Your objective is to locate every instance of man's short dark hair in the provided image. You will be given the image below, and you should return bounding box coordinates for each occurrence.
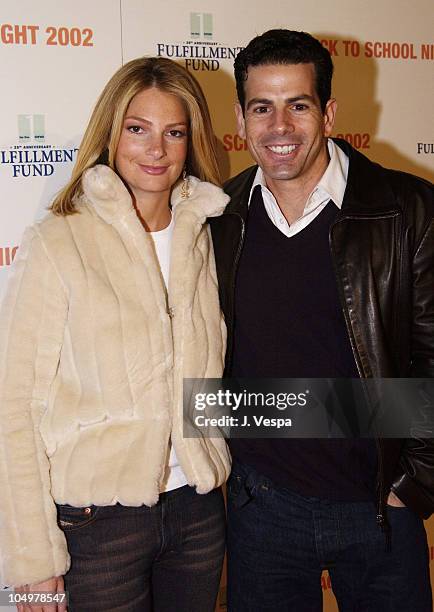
[235,29,333,113]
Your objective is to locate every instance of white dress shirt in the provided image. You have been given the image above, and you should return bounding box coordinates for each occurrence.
[248,139,349,237]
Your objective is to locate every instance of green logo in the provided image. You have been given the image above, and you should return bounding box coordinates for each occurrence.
[190,13,213,39]
[17,114,45,142]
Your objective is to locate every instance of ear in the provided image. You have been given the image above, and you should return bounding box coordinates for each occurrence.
[323,98,337,137]
[235,102,246,139]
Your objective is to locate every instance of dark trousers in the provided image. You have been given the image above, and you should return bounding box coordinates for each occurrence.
[57,485,225,612]
[227,461,432,612]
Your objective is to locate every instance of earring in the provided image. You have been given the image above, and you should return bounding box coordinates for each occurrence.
[181,167,190,199]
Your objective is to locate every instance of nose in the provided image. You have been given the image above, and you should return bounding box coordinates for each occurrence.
[271,108,295,135]
[146,132,166,159]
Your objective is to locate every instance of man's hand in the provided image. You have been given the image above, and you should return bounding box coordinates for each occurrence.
[387,490,406,507]
[15,576,67,612]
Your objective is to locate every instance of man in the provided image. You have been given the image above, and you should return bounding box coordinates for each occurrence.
[210,30,433,611]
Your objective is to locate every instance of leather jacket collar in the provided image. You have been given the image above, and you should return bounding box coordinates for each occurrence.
[223,138,402,219]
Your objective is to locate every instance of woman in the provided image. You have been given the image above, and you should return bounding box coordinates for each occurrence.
[0,57,230,611]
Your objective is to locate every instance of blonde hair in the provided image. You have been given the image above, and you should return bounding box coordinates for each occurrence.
[51,57,221,215]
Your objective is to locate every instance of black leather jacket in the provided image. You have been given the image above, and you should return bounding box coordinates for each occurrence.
[210,139,434,521]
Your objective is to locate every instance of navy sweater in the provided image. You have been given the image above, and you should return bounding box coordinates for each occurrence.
[230,187,377,501]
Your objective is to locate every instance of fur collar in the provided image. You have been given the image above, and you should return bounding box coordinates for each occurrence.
[81,164,229,225]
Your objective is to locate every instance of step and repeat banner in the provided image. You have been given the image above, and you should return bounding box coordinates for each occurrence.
[0,0,433,609]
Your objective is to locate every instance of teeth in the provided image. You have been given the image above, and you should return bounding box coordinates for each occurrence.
[268,144,297,154]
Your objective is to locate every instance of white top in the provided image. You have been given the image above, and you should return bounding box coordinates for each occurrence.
[249,139,349,236]
[150,214,188,492]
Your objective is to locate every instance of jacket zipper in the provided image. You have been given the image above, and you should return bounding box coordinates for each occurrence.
[226,213,245,374]
[329,218,387,532]
[375,438,391,550]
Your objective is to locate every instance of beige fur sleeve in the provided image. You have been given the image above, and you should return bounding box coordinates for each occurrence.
[0,226,70,587]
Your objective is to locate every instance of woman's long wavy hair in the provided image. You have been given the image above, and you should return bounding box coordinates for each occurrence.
[51,57,221,215]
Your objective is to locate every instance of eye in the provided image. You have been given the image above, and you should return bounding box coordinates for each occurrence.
[126,125,143,134]
[167,129,187,138]
[252,106,270,114]
[291,103,308,112]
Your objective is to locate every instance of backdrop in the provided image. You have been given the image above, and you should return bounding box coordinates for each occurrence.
[0,1,433,609]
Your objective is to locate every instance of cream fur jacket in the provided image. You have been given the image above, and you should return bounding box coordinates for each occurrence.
[0,165,231,587]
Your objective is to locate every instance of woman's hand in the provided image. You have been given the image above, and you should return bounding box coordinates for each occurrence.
[15,576,67,612]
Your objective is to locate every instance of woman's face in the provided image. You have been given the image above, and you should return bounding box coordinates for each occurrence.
[115,87,188,204]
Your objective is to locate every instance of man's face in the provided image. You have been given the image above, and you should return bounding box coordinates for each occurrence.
[235,63,336,191]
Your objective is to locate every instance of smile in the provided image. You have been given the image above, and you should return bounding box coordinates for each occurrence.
[267,144,298,155]
[138,164,169,175]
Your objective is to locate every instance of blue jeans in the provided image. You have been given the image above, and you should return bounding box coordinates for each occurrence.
[227,461,432,612]
[57,485,225,611]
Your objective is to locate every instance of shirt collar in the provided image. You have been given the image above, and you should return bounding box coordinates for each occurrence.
[249,138,349,210]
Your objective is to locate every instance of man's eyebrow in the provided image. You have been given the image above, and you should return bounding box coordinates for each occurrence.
[245,98,273,111]
[286,94,315,104]
[246,94,315,111]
